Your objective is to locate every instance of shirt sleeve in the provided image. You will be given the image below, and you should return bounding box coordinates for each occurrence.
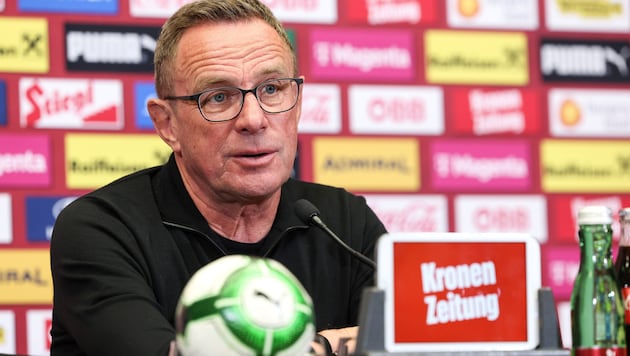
[50,196,174,356]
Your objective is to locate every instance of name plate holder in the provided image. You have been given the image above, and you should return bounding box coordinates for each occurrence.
[355,232,566,355]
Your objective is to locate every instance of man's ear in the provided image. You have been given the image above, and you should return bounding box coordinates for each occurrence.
[147,98,181,152]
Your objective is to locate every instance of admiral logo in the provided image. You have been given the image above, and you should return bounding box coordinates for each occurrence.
[364,194,448,232]
[541,39,630,83]
[422,260,499,324]
[19,0,117,14]
[541,140,630,192]
[349,85,444,135]
[446,0,538,30]
[313,137,419,191]
[299,83,341,134]
[262,0,337,24]
[0,17,49,73]
[549,88,630,137]
[0,268,47,286]
[310,28,414,81]
[19,78,123,130]
[66,24,160,73]
[0,250,53,304]
[26,196,78,242]
[431,140,531,191]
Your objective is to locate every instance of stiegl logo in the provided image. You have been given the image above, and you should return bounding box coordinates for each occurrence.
[422,260,499,325]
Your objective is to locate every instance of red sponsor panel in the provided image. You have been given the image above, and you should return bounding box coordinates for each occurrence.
[547,195,630,244]
[377,233,540,352]
[449,87,540,136]
[345,0,437,25]
[394,242,527,341]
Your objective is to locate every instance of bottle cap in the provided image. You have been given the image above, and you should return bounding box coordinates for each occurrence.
[578,205,612,225]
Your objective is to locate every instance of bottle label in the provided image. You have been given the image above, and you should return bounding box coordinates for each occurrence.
[623,287,630,324]
[574,347,626,356]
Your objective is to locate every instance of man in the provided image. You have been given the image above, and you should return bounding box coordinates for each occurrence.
[50,0,387,355]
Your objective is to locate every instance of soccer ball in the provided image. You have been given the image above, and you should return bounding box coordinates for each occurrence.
[175,255,315,356]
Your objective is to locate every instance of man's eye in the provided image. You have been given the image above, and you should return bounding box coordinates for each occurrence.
[262,85,278,95]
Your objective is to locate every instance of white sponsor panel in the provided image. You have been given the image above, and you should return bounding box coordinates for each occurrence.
[454,195,548,243]
[549,88,630,137]
[19,78,124,130]
[262,0,337,24]
[27,309,52,356]
[545,0,630,32]
[0,193,11,244]
[364,194,448,232]
[298,83,341,134]
[0,310,16,354]
[349,85,444,135]
[130,0,196,18]
[447,0,538,29]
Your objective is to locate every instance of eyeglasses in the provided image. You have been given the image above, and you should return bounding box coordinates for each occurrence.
[164,78,304,122]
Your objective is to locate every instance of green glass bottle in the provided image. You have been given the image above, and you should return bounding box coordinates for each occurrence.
[571,205,626,356]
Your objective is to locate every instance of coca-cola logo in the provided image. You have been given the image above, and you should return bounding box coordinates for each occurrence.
[374,202,438,232]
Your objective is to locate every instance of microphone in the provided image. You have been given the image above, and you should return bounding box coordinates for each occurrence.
[294,199,376,270]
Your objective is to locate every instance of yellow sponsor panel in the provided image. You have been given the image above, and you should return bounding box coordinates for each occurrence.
[0,17,49,73]
[65,134,172,189]
[541,139,630,192]
[425,30,528,85]
[0,249,52,304]
[313,137,419,192]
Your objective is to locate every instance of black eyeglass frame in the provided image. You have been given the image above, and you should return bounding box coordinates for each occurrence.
[163,77,304,123]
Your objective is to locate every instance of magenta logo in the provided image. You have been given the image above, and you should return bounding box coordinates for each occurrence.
[430,139,531,191]
[310,28,414,81]
[0,134,51,187]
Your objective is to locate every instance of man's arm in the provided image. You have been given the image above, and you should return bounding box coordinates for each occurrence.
[50,198,174,356]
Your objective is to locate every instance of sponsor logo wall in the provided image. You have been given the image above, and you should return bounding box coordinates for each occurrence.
[1,0,629,352]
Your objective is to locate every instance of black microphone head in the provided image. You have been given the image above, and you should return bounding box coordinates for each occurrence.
[294,199,321,224]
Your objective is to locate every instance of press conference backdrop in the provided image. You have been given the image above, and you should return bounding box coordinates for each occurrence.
[1,0,630,354]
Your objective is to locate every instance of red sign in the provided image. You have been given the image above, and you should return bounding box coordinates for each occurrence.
[377,232,540,352]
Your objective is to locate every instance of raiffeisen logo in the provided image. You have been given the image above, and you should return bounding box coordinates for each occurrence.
[310,28,414,81]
